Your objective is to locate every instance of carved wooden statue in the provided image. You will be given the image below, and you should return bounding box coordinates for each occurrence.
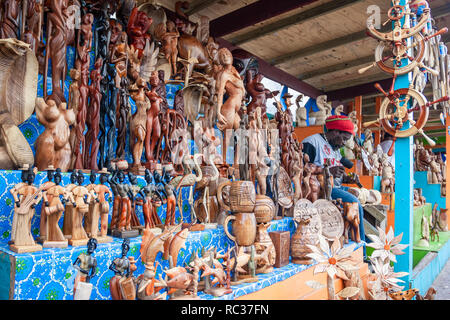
[109,238,135,300]
[0,0,20,39]
[9,165,31,246]
[34,98,76,172]
[9,166,43,253]
[144,71,163,162]
[68,170,92,246]
[295,94,308,127]
[127,7,152,59]
[44,0,70,105]
[381,157,395,193]
[310,95,332,125]
[130,77,151,170]
[215,47,245,137]
[41,168,68,248]
[343,202,361,243]
[22,0,42,53]
[73,238,97,300]
[84,58,103,171]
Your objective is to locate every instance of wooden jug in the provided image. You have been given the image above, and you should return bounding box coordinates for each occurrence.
[223,212,256,246]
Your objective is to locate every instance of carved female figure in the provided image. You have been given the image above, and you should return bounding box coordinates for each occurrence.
[44,0,69,105]
[138,169,164,229]
[84,58,103,171]
[144,71,163,162]
[116,75,130,160]
[42,168,68,247]
[34,98,76,172]
[215,48,245,133]
[10,168,43,253]
[69,170,92,245]
[130,77,151,168]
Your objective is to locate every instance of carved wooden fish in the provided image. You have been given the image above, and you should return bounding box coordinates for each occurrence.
[389,288,419,300]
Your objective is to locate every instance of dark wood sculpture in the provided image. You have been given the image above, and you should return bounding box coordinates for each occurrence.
[44,0,70,105]
[157,109,188,165]
[34,98,76,172]
[84,58,103,171]
[109,238,136,300]
[73,238,97,300]
[22,0,42,53]
[127,7,152,59]
[116,69,130,161]
[0,0,20,39]
[144,71,163,162]
[158,20,179,76]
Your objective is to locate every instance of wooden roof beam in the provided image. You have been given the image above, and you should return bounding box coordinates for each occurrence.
[229,0,364,46]
[298,55,374,80]
[210,0,320,38]
[271,30,367,66]
[185,0,222,16]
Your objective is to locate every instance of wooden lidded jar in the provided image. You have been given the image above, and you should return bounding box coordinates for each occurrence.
[217,180,256,213]
[290,199,322,265]
[254,195,276,223]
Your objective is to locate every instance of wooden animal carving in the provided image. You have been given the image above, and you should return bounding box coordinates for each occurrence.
[343,202,361,243]
[388,288,419,300]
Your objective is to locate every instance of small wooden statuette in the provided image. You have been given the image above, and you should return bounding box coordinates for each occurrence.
[9,166,43,253]
[62,171,79,239]
[73,238,98,300]
[268,230,290,268]
[68,170,92,247]
[109,238,136,300]
[85,169,113,244]
[342,202,361,244]
[41,168,68,249]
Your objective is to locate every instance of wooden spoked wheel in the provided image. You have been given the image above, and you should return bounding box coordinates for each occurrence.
[374,33,425,75]
[379,88,428,138]
[387,5,406,21]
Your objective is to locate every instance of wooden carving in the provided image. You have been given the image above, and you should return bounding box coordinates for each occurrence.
[34,98,76,172]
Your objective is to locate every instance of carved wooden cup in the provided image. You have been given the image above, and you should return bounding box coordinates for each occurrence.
[217,180,256,213]
[223,212,257,246]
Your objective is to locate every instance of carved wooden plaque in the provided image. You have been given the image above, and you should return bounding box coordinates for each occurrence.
[269,231,290,268]
[313,199,344,241]
[277,166,294,209]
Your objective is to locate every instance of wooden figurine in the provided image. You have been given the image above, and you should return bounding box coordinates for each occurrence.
[34,98,76,172]
[9,165,31,245]
[84,58,103,171]
[0,0,20,39]
[37,166,56,243]
[253,223,276,274]
[44,0,70,105]
[22,0,42,53]
[112,170,139,238]
[215,48,245,159]
[41,168,69,248]
[429,155,443,184]
[295,94,308,127]
[130,77,151,171]
[381,156,395,193]
[128,172,145,234]
[127,7,152,59]
[144,71,163,163]
[136,263,167,300]
[157,20,179,75]
[68,170,92,246]
[136,169,164,229]
[73,238,98,300]
[109,238,136,300]
[62,171,78,238]
[68,68,81,169]
[310,95,332,125]
[343,202,361,243]
[9,166,43,253]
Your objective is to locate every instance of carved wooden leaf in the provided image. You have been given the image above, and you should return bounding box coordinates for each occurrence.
[337,287,360,299]
[305,280,326,290]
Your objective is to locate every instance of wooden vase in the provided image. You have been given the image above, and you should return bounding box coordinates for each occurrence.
[291,201,322,265]
[254,195,275,223]
[223,212,257,246]
[217,180,256,213]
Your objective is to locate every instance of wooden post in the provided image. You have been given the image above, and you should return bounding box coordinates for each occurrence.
[393,0,413,285]
[354,96,362,136]
[374,97,382,146]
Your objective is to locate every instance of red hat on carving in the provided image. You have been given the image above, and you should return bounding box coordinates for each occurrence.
[325,115,355,136]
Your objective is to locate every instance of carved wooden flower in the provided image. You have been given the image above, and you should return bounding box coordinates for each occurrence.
[369,257,409,300]
[306,235,358,280]
[366,226,408,263]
